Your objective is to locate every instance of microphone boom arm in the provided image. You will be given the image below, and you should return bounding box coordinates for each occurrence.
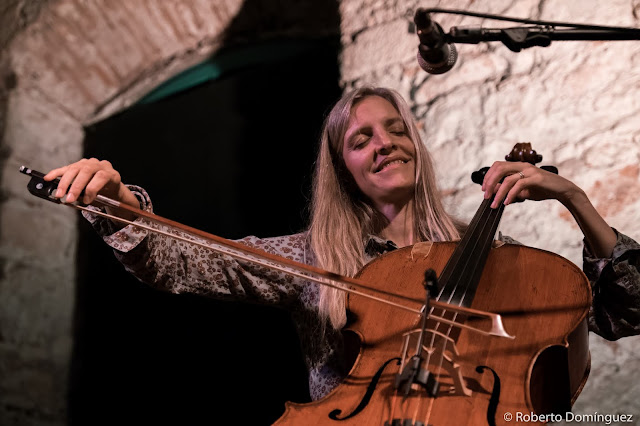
[448,26,640,52]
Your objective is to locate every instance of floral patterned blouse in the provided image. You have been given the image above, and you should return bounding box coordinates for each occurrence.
[84,186,640,400]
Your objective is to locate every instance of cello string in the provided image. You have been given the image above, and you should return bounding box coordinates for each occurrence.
[388,391,399,425]
[448,196,505,350]
[423,200,500,425]
[433,198,492,304]
[422,198,493,370]
[422,395,436,426]
[423,197,504,423]
[441,197,501,306]
[417,198,493,378]
[411,394,421,424]
[456,198,505,308]
[418,197,500,424]
[438,197,503,353]
[422,198,498,377]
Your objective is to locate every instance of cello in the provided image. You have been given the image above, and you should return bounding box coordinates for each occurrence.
[21,143,591,425]
[273,143,591,425]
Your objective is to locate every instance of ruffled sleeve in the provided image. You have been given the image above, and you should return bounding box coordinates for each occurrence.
[82,185,310,309]
[583,229,640,340]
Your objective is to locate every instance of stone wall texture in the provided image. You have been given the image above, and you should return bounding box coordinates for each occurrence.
[1,0,639,425]
[339,0,640,423]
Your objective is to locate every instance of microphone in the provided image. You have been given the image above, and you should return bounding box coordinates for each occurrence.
[414,10,458,74]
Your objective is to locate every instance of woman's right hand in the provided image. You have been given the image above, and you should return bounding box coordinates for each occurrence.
[44,158,139,209]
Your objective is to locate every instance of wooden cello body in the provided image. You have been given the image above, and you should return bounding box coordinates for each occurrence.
[275,242,591,425]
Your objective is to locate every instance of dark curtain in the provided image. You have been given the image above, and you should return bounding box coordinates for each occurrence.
[69,30,341,426]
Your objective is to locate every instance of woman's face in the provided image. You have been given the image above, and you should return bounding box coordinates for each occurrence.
[342,95,416,208]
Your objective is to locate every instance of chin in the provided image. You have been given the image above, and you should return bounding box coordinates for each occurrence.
[375,185,414,203]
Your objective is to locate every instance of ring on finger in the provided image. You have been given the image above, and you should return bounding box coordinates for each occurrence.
[518,171,525,180]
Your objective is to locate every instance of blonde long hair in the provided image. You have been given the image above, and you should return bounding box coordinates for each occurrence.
[309,87,461,329]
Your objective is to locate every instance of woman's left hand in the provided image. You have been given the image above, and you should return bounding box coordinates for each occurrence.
[481,161,580,209]
[482,160,617,258]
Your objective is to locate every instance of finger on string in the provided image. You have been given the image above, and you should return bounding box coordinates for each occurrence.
[481,164,498,193]
[503,178,527,206]
[483,162,511,197]
[483,172,501,199]
[490,174,519,208]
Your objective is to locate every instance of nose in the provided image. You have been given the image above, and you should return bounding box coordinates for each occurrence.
[374,131,395,154]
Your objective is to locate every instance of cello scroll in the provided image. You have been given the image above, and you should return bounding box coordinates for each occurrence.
[471,142,558,185]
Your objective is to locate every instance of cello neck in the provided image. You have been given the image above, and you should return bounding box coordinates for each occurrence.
[436,197,505,307]
[437,141,553,307]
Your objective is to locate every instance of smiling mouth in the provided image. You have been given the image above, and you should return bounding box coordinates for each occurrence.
[375,159,408,173]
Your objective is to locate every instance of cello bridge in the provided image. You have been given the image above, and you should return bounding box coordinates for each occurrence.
[400,329,472,397]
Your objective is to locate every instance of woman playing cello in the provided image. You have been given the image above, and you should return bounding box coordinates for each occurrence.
[43,87,640,421]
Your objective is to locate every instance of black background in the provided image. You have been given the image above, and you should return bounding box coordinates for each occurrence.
[69,38,342,425]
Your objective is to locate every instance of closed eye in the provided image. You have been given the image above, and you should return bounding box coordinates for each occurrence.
[351,133,371,149]
[387,120,407,136]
